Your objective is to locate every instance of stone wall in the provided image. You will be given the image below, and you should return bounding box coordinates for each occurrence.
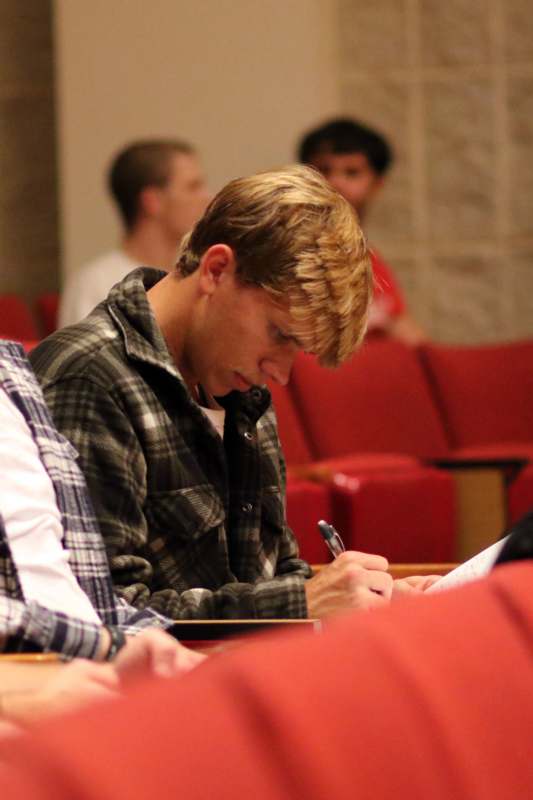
[339,0,533,343]
[0,3,59,302]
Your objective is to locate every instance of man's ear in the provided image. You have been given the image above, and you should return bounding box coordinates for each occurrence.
[198,245,236,295]
[138,186,162,219]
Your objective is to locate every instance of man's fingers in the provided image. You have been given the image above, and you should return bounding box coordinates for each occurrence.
[336,550,389,572]
[347,566,393,599]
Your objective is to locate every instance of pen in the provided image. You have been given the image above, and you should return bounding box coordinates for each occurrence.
[317,520,346,559]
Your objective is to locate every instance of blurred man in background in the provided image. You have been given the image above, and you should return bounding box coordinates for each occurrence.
[59,139,210,327]
[298,118,425,344]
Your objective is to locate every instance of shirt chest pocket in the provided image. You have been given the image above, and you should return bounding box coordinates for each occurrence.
[145,485,225,545]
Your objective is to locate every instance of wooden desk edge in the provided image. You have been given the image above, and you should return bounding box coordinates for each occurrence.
[311,563,457,579]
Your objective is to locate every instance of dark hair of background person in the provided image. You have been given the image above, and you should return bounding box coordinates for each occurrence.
[298,118,393,176]
[108,139,194,230]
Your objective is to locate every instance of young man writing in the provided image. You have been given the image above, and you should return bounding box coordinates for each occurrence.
[32,165,424,620]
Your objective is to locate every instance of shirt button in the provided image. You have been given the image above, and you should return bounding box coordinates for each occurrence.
[243,431,254,442]
[242,502,253,514]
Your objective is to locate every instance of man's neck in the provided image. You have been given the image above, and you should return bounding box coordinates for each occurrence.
[123,223,179,272]
[146,271,199,396]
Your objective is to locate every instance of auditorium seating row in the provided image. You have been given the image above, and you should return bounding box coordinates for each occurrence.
[271,339,533,564]
[0,293,58,342]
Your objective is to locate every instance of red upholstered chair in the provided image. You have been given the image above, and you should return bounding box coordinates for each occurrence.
[0,295,39,341]
[290,342,450,460]
[285,478,332,563]
[419,340,533,448]
[1,563,531,800]
[35,292,59,337]
[269,352,457,562]
[419,341,533,523]
[19,340,40,353]
[268,382,332,561]
[330,469,456,562]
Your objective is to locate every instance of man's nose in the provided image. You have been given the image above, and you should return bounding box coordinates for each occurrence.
[260,355,294,386]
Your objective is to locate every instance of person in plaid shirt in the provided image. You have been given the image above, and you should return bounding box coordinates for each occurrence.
[31,165,399,620]
[0,340,202,679]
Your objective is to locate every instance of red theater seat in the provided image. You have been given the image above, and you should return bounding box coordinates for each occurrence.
[0,295,38,341]
[35,292,59,337]
[419,341,533,448]
[285,478,331,563]
[290,343,450,460]
[330,468,456,562]
[269,350,457,562]
[420,342,533,523]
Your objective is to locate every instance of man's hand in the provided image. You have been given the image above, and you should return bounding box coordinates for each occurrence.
[392,575,442,599]
[113,629,205,681]
[305,551,393,618]
[1,660,120,726]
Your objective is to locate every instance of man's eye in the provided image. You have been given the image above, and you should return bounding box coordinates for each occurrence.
[276,329,292,343]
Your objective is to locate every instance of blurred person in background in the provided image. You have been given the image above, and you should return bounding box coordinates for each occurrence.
[59,139,210,327]
[298,118,425,345]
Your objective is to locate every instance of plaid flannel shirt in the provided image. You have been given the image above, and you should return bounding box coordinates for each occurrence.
[0,341,171,658]
[31,268,311,619]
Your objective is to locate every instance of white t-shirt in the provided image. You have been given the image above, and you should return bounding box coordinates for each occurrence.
[59,249,139,328]
[199,390,225,438]
[0,387,101,623]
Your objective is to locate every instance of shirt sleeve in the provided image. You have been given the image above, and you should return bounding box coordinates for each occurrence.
[0,387,102,625]
[41,377,310,620]
[0,594,102,659]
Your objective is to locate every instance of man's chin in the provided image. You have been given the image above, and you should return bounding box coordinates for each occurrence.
[232,372,253,392]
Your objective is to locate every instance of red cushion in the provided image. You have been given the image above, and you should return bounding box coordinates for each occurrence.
[285,478,332,563]
[0,295,38,340]
[18,339,40,353]
[268,381,313,465]
[330,467,456,562]
[290,342,450,460]
[5,564,532,800]
[35,292,59,337]
[419,341,533,448]
[452,442,533,461]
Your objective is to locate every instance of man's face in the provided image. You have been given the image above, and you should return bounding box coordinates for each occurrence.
[186,273,302,398]
[309,151,382,217]
[158,152,210,240]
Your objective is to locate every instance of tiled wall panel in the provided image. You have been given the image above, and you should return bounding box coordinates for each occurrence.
[339,0,533,342]
[0,2,59,302]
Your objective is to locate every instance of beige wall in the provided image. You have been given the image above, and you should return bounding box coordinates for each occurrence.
[54,0,341,278]
[0,2,59,302]
[339,0,533,343]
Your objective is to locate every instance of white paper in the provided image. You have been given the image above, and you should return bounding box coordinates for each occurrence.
[426,535,509,593]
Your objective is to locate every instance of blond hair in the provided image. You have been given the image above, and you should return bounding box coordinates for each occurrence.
[177,165,371,367]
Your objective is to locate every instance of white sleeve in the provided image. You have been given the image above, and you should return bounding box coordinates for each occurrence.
[0,387,101,624]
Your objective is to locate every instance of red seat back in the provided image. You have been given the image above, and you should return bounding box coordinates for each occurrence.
[289,341,450,460]
[268,382,313,465]
[35,292,59,337]
[419,341,533,447]
[0,294,38,340]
